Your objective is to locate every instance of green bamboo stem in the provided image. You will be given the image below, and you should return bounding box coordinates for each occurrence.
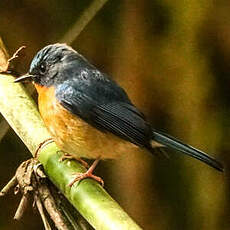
[0,72,142,229]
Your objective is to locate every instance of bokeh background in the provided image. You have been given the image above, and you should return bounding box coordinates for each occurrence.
[0,0,229,229]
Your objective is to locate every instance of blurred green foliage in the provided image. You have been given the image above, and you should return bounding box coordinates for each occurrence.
[0,0,228,229]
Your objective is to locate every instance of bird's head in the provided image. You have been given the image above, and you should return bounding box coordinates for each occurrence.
[15,43,84,87]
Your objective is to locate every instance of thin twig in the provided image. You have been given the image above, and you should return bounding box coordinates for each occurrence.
[7,46,26,64]
[14,194,30,220]
[0,175,17,196]
[53,190,88,230]
[35,194,52,230]
[0,45,26,73]
[36,176,72,230]
[60,0,109,44]
[2,158,79,229]
[61,208,84,230]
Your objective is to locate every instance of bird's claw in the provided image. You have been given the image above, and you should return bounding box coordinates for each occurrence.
[59,153,89,168]
[68,171,104,187]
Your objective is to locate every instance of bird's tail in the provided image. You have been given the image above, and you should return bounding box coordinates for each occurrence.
[151,130,223,172]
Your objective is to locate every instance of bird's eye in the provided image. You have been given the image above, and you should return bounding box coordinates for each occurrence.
[39,63,46,74]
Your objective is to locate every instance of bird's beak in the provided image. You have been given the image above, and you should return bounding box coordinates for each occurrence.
[14,74,33,83]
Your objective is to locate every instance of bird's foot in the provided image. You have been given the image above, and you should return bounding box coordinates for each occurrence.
[35,138,54,158]
[59,153,89,169]
[68,171,104,187]
[68,157,103,187]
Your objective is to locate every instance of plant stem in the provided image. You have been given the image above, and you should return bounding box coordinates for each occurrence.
[0,50,142,229]
[60,0,109,44]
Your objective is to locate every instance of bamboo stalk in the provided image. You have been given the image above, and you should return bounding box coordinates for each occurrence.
[0,52,142,230]
[60,0,109,44]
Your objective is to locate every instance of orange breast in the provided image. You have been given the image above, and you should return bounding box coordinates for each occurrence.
[34,83,136,159]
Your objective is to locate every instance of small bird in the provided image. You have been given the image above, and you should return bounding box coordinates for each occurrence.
[15,43,223,185]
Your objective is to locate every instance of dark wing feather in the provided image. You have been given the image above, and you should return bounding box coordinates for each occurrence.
[91,102,152,147]
[56,79,152,148]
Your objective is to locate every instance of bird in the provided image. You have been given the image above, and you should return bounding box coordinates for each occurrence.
[15,43,223,186]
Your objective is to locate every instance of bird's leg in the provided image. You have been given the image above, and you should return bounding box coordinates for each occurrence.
[35,138,54,158]
[59,153,89,169]
[60,154,89,168]
[68,156,104,187]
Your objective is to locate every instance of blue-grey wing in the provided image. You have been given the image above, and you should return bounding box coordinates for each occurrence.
[56,80,152,147]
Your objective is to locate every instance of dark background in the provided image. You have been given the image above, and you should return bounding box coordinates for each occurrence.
[0,0,229,229]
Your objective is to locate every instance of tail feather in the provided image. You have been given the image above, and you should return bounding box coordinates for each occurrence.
[152,130,223,172]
